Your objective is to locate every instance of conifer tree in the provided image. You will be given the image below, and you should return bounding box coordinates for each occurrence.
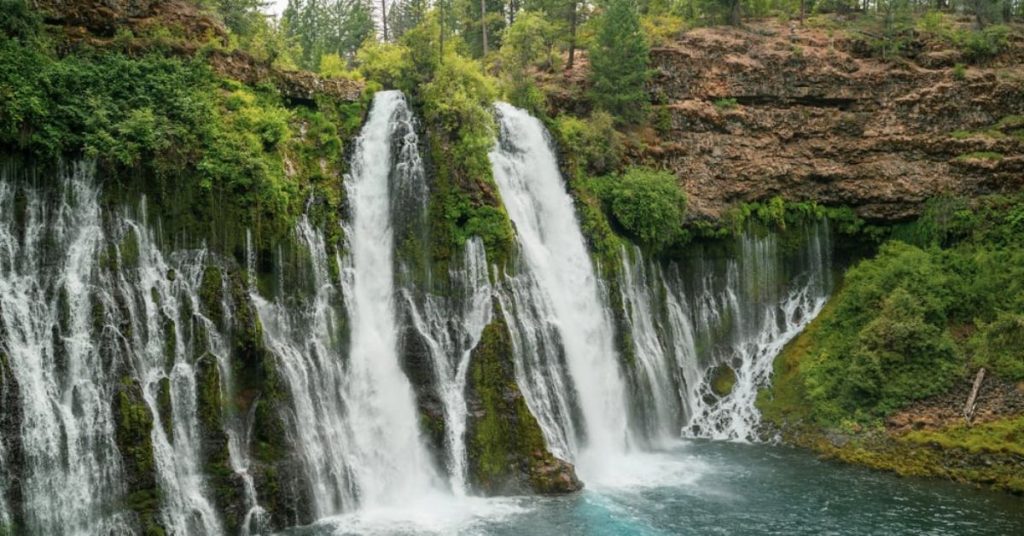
[589,0,649,124]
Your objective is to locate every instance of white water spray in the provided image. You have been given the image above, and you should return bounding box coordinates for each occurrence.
[489,103,631,476]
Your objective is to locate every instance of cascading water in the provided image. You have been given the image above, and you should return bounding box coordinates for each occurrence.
[611,222,833,442]
[250,216,355,517]
[680,222,833,440]
[489,103,631,475]
[251,90,442,519]
[0,96,840,535]
[0,162,237,535]
[0,162,135,535]
[338,90,440,506]
[401,237,492,495]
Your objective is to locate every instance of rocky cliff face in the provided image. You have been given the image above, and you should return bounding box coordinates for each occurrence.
[643,21,1024,222]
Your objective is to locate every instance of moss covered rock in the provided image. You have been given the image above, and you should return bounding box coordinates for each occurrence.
[195,354,247,534]
[112,376,165,535]
[710,363,737,398]
[0,352,25,534]
[465,307,582,495]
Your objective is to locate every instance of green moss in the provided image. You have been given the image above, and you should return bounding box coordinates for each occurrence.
[710,364,737,397]
[119,231,141,269]
[904,417,1024,457]
[957,151,1004,161]
[713,97,739,110]
[466,311,558,494]
[199,266,225,328]
[112,376,165,534]
[156,377,174,443]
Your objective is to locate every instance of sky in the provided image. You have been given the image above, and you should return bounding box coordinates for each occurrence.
[264,0,289,16]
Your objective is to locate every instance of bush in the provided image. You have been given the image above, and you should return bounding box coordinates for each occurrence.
[957,25,1010,62]
[713,97,738,110]
[594,167,686,252]
[971,313,1024,381]
[551,111,623,178]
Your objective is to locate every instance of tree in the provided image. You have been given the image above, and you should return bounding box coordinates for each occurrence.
[213,0,269,35]
[589,0,649,123]
[387,0,428,40]
[283,0,375,70]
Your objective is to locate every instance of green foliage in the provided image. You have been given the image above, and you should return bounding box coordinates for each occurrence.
[550,111,623,178]
[0,33,359,252]
[713,97,738,110]
[282,0,375,70]
[498,11,561,112]
[590,167,686,252]
[765,196,1024,426]
[640,13,689,46]
[208,0,268,35]
[0,0,41,40]
[957,151,1003,161]
[589,0,650,124]
[956,24,1011,62]
[952,62,966,80]
[970,313,1024,380]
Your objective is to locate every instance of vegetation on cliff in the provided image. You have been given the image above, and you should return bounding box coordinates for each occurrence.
[759,194,1024,492]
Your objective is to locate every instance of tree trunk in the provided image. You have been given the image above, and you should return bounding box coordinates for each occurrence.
[567,1,577,70]
[963,368,986,424]
[481,0,489,56]
[381,0,389,42]
[730,0,741,26]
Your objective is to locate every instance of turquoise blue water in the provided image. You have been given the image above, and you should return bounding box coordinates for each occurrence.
[284,441,1024,535]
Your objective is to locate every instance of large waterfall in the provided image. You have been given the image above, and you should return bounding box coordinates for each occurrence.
[489,103,631,477]
[0,97,836,535]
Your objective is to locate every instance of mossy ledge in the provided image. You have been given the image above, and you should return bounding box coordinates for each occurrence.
[464,304,583,495]
[112,376,166,536]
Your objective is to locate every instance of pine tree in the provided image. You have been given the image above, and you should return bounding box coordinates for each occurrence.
[589,0,649,124]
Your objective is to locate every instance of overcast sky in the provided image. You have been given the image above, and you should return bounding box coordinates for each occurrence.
[264,0,289,16]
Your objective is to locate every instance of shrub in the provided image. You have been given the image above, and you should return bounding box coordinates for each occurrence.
[952,63,967,80]
[597,167,686,252]
[713,97,738,110]
[552,111,623,178]
[957,25,1010,62]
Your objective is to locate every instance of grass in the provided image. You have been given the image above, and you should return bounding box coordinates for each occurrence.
[902,416,1024,457]
[713,98,739,110]
[957,151,1004,161]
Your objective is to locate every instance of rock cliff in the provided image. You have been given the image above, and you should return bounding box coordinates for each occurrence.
[642,20,1024,222]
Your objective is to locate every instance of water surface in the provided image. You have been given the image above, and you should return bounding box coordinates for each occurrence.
[284,441,1024,536]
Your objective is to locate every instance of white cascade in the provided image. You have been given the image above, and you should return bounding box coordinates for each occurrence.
[401,237,492,495]
[489,103,631,475]
[0,162,231,535]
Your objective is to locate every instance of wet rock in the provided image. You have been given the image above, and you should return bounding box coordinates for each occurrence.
[465,309,582,495]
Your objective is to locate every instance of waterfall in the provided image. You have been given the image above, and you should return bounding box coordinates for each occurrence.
[252,90,442,518]
[338,89,440,506]
[0,93,839,534]
[611,222,833,443]
[680,222,833,440]
[250,217,355,517]
[0,162,135,535]
[0,162,233,535]
[401,238,492,495]
[489,103,631,474]
[114,209,224,536]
